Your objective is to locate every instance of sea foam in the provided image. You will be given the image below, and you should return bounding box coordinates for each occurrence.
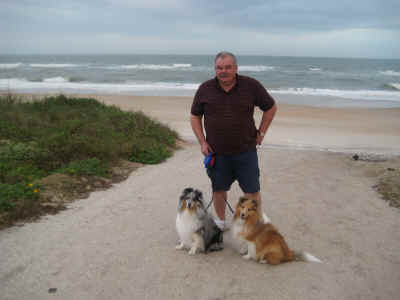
[388,83,400,90]
[239,65,275,72]
[380,70,400,77]
[105,64,192,70]
[0,63,23,69]
[271,87,400,102]
[0,78,199,93]
[43,77,69,83]
[30,63,80,68]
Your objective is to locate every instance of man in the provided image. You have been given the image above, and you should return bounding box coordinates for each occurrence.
[190,51,277,230]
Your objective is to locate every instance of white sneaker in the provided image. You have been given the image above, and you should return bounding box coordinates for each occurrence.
[214,218,231,232]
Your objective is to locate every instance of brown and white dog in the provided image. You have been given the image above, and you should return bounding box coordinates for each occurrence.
[176,188,223,255]
[232,197,321,264]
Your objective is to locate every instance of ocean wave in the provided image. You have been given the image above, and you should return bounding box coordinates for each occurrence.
[104,63,192,70]
[0,63,23,69]
[239,65,275,72]
[380,70,400,76]
[43,77,69,83]
[30,63,81,68]
[309,67,322,71]
[172,64,192,68]
[387,83,400,90]
[2,77,399,102]
[270,87,400,102]
[0,78,199,93]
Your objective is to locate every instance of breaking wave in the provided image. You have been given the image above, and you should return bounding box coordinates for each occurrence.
[30,63,81,68]
[104,63,192,70]
[0,63,23,69]
[380,70,400,76]
[239,65,275,72]
[0,78,199,93]
[270,87,400,102]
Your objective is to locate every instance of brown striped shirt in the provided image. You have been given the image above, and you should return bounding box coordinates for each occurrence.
[191,75,275,154]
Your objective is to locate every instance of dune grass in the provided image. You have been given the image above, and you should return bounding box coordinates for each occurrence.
[0,94,179,227]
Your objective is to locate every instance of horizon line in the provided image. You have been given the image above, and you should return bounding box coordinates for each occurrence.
[0,53,399,60]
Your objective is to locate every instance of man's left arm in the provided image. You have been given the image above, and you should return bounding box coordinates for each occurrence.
[256,103,277,145]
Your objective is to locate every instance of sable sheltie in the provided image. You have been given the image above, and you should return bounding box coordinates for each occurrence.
[232,197,321,264]
[176,188,223,255]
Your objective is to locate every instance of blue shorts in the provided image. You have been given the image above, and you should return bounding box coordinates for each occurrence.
[207,149,260,193]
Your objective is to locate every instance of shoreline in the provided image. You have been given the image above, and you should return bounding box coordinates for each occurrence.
[8,92,400,155]
[2,90,400,108]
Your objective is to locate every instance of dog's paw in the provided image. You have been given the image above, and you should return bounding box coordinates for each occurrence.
[239,245,248,255]
[188,247,197,255]
[242,254,252,260]
[259,260,267,264]
[208,243,224,252]
[175,243,185,250]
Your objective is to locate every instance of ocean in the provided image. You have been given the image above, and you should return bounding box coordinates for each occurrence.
[1,54,400,107]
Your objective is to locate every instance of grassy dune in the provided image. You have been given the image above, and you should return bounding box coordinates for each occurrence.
[0,94,179,227]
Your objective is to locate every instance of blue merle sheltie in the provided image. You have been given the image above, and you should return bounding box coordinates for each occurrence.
[175,188,223,254]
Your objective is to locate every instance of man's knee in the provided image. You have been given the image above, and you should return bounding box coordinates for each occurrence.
[244,192,260,200]
[213,190,227,200]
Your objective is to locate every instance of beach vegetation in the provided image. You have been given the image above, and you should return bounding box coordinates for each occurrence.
[375,168,400,209]
[0,94,179,228]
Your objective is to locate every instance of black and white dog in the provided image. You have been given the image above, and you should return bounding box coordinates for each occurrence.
[175,188,223,254]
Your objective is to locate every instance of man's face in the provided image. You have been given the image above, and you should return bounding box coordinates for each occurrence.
[215,56,237,86]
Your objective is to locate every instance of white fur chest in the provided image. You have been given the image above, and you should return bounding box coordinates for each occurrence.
[176,210,203,247]
[232,218,245,241]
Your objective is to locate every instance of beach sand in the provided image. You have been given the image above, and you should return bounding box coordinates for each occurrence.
[1,94,400,300]
[93,94,400,154]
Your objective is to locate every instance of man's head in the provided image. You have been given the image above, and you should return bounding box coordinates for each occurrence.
[215,51,238,88]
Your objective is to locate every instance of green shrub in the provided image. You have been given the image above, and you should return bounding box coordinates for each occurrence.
[0,94,179,224]
[0,182,40,212]
[58,158,109,177]
[130,138,172,164]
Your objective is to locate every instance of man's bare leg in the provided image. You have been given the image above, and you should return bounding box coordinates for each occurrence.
[213,190,227,220]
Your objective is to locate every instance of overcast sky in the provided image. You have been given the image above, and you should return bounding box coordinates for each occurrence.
[1,0,399,58]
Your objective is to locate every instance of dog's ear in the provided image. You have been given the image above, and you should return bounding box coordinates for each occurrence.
[194,190,205,207]
[178,197,185,211]
[239,196,248,205]
[180,187,193,200]
[251,200,258,209]
[194,190,203,200]
[183,187,193,195]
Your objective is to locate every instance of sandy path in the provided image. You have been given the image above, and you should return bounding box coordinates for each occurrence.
[1,143,400,299]
[1,94,400,299]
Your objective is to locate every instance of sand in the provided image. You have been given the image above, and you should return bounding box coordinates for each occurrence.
[93,94,400,154]
[1,94,400,300]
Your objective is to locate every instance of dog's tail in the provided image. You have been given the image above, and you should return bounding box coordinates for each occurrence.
[294,251,322,263]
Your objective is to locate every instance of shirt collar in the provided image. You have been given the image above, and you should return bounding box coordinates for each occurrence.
[214,74,240,92]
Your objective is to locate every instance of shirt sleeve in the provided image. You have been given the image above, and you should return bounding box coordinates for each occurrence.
[253,80,275,111]
[190,85,204,116]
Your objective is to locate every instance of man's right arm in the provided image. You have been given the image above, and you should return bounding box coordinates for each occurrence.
[190,114,213,156]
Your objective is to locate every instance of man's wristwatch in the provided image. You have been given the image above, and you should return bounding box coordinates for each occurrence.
[258,130,265,137]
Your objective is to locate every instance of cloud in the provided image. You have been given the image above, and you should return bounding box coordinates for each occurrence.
[0,0,399,58]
